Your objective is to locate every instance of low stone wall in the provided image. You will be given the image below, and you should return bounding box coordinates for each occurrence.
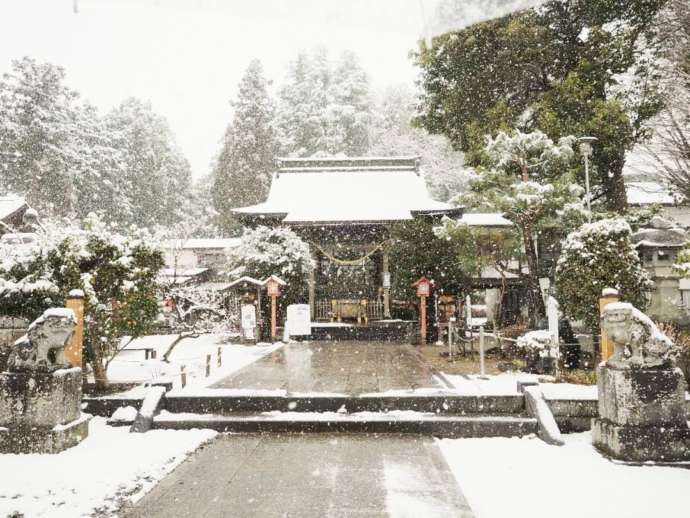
[546,396,690,433]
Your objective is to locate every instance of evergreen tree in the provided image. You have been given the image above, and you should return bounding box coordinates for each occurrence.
[369,86,468,201]
[556,218,651,335]
[212,59,277,233]
[328,51,371,156]
[0,58,125,219]
[459,130,583,322]
[278,49,372,157]
[277,50,328,157]
[0,213,163,390]
[106,98,192,229]
[415,0,667,213]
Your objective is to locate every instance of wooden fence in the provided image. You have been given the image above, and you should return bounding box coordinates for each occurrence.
[0,317,29,347]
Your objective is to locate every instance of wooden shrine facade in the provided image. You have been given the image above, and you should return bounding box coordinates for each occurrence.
[233,156,463,322]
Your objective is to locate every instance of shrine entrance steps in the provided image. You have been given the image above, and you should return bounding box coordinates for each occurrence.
[85,341,537,438]
[87,392,537,438]
[150,392,536,437]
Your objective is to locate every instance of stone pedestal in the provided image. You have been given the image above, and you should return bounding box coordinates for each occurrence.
[592,364,690,462]
[0,367,90,453]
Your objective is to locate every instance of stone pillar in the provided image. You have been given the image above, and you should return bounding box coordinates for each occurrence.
[599,288,619,362]
[382,249,391,318]
[65,291,85,369]
[592,302,690,462]
[592,365,690,461]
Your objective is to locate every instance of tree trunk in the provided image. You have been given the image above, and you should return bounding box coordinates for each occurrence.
[521,220,546,324]
[88,317,109,392]
[606,157,629,214]
[91,343,109,392]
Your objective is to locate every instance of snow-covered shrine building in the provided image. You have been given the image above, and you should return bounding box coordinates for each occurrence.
[233,157,462,325]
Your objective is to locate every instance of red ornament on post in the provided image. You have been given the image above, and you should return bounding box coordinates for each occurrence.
[264,275,286,340]
[412,277,432,345]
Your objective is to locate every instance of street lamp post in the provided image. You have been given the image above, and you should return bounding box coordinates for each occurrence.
[578,136,597,223]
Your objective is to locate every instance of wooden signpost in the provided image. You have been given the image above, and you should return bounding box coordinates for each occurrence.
[264,275,286,341]
[413,277,432,345]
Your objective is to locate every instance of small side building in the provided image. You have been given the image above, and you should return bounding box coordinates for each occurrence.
[162,238,241,276]
[0,194,34,235]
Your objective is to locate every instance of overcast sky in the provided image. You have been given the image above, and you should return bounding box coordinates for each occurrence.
[0,0,433,178]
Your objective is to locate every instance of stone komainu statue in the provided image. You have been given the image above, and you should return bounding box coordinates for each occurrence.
[5,308,76,373]
[602,302,681,369]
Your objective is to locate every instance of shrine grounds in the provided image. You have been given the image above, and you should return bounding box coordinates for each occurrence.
[3,337,690,518]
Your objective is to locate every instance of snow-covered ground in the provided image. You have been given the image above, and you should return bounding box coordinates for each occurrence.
[0,417,216,518]
[439,432,690,518]
[106,333,283,390]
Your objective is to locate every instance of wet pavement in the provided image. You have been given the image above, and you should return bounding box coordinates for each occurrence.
[122,433,475,518]
[211,341,442,395]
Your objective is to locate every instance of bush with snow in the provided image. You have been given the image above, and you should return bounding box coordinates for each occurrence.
[225,226,312,306]
[556,217,651,333]
[516,330,558,359]
[0,213,164,389]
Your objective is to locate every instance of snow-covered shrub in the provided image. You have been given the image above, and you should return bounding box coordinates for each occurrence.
[556,217,651,334]
[225,226,312,305]
[516,330,558,359]
[0,213,164,389]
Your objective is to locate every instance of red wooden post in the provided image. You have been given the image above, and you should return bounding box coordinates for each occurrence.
[180,365,187,388]
[205,354,211,378]
[270,295,276,339]
[420,295,427,345]
[413,277,432,346]
[217,346,222,367]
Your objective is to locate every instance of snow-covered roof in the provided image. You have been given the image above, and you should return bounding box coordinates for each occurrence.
[0,194,28,222]
[227,276,265,288]
[632,217,687,249]
[159,267,209,277]
[165,238,241,250]
[233,157,461,224]
[459,213,513,227]
[625,181,676,206]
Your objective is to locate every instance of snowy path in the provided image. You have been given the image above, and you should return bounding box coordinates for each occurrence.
[121,433,474,518]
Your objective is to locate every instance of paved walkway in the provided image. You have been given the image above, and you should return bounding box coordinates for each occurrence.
[122,434,475,518]
[211,341,442,395]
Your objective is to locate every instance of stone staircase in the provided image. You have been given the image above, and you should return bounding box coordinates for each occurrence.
[86,391,538,438]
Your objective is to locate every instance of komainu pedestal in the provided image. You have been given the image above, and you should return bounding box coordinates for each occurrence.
[0,308,90,453]
[592,302,690,462]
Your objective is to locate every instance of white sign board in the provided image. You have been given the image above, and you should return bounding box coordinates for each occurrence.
[241,304,256,340]
[286,304,311,336]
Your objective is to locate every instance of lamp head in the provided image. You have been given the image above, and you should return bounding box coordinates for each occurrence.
[578,136,598,158]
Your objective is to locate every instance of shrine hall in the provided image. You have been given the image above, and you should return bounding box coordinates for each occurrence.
[233,156,462,327]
